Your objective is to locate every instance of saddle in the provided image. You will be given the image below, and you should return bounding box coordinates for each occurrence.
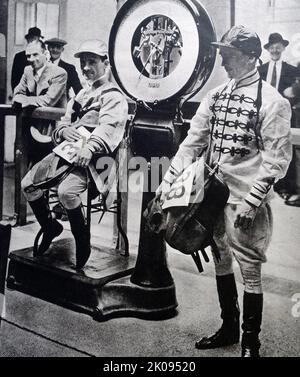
[145,163,229,273]
[165,164,229,272]
[30,152,74,190]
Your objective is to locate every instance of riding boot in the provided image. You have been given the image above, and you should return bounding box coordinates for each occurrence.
[241,292,263,358]
[29,195,63,256]
[66,206,91,270]
[195,273,240,349]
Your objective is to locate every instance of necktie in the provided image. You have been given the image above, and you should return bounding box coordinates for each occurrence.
[33,73,38,94]
[271,63,277,88]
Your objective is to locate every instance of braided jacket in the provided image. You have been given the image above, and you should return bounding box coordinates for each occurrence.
[162,68,292,207]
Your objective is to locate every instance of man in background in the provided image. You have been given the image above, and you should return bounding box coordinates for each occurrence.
[13,39,67,164]
[259,32,298,95]
[259,32,299,200]
[45,38,82,100]
[283,70,300,206]
[11,27,44,92]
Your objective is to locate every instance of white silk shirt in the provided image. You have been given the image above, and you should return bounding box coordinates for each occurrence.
[162,68,292,207]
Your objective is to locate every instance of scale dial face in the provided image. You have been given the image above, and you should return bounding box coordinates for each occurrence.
[131,15,183,81]
[110,0,215,104]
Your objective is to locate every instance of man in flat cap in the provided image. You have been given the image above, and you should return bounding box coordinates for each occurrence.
[260,33,300,202]
[21,39,128,270]
[11,27,44,91]
[46,38,82,99]
[158,25,292,357]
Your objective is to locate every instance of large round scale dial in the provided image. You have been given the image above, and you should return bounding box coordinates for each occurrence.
[109,0,217,104]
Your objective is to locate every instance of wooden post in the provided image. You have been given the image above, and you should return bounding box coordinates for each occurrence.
[0,224,11,325]
[119,137,130,252]
[0,114,4,220]
[230,0,235,27]
[14,113,28,226]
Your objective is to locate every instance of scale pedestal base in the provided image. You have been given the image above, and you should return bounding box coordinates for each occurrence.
[7,238,136,318]
[7,238,177,320]
[95,276,177,320]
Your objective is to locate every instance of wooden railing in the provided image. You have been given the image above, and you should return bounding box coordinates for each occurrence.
[0,102,300,226]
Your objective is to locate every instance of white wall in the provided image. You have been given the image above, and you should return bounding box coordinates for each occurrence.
[236,0,300,66]
[191,0,231,101]
[62,0,231,101]
[62,0,117,83]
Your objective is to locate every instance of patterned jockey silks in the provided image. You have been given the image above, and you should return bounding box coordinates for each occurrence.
[164,68,292,207]
[52,76,128,154]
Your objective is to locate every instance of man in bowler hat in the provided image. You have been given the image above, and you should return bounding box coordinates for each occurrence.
[45,38,82,99]
[259,33,300,201]
[11,27,44,91]
[259,32,298,95]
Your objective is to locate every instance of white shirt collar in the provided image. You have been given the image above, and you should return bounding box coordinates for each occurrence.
[51,57,60,66]
[270,57,283,67]
[33,64,46,80]
[85,73,109,89]
[230,68,260,90]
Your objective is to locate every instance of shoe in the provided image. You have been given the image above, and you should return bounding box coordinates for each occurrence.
[277,190,290,200]
[35,220,63,256]
[195,323,240,349]
[242,342,260,358]
[285,195,300,207]
[195,274,240,349]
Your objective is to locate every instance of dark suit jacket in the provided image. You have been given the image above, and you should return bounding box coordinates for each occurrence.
[259,61,299,95]
[11,50,30,91]
[58,59,82,98]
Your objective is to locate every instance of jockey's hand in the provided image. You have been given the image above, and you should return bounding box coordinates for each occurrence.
[155,181,171,207]
[74,146,93,168]
[62,127,81,142]
[234,201,258,231]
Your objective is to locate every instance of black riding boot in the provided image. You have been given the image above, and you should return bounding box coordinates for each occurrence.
[66,206,91,270]
[195,274,240,349]
[241,292,263,358]
[29,195,63,256]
